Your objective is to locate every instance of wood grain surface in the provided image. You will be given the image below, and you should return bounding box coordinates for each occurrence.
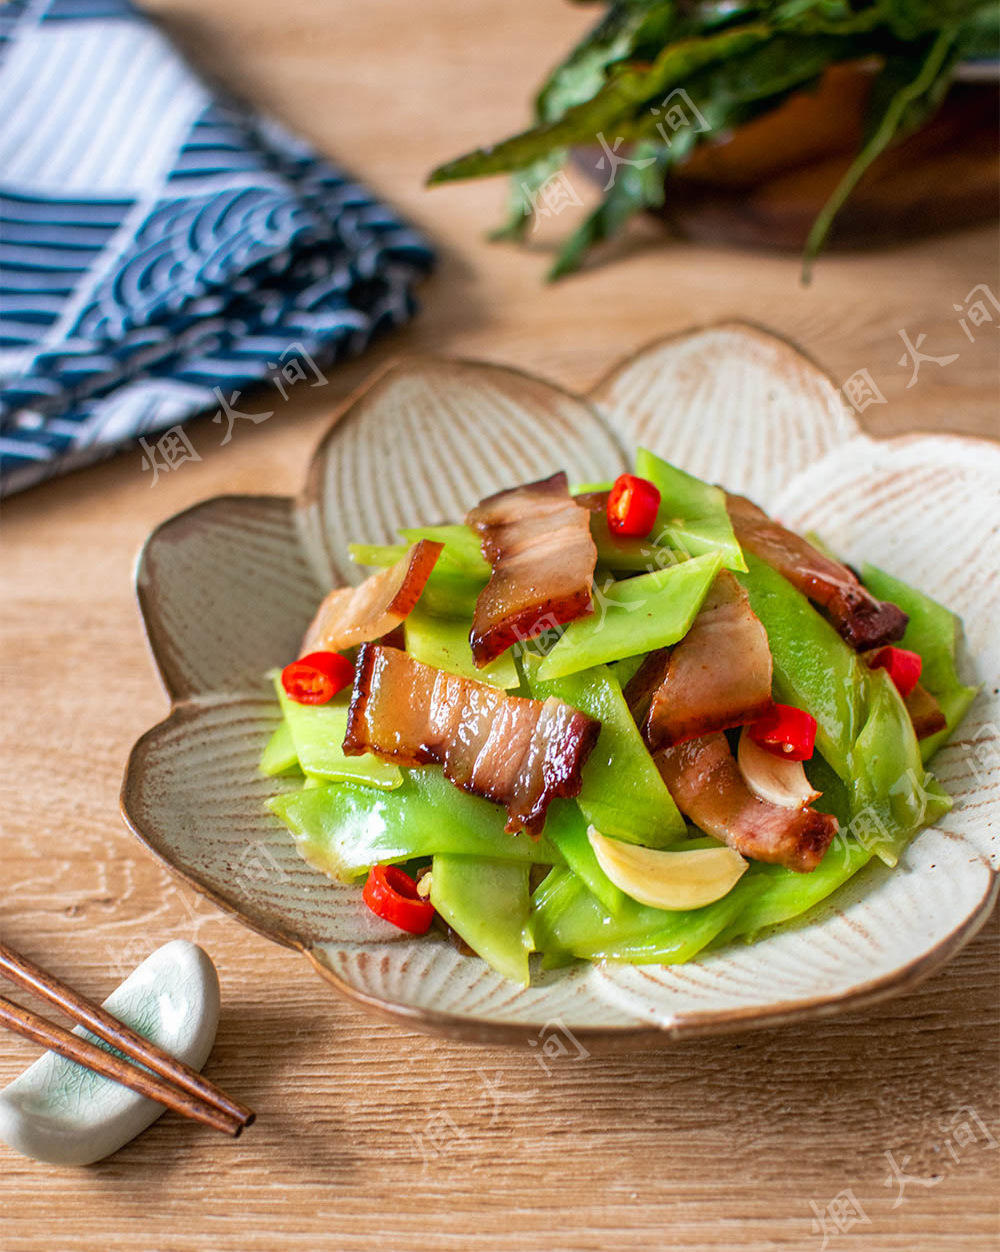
[1,3,997,1249]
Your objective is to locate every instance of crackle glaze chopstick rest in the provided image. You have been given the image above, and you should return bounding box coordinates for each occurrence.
[0,940,220,1165]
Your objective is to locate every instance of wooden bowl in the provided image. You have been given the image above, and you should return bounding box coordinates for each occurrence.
[579,65,998,251]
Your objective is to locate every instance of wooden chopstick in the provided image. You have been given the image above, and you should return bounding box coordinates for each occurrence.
[0,995,245,1136]
[0,941,254,1137]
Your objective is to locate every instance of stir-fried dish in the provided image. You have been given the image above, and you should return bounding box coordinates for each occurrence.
[260,450,976,985]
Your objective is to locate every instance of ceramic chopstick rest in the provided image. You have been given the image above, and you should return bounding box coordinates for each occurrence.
[0,940,221,1165]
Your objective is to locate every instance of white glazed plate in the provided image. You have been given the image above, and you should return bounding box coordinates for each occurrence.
[121,323,1000,1047]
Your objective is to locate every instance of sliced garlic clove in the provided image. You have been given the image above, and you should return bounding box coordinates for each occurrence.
[737,726,821,809]
[587,827,747,911]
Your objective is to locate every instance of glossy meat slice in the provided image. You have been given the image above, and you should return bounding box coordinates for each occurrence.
[343,644,601,834]
[655,733,838,872]
[300,540,443,655]
[726,493,907,649]
[466,472,597,667]
[645,571,773,749]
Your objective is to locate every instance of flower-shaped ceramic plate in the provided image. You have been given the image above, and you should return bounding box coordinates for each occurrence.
[122,323,1000,1048]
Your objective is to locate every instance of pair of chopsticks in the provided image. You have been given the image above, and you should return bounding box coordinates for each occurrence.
[0,941,254,1137]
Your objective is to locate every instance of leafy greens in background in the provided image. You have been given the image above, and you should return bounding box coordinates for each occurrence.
[428,1,998,279]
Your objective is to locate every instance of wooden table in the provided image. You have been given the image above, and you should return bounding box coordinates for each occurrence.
[2,3,997,1249]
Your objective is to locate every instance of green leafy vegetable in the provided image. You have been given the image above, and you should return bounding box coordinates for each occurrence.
[428,1,993,278]
[802,30,959,276]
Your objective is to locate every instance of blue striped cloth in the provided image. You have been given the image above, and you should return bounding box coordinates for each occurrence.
[0,0,434,495]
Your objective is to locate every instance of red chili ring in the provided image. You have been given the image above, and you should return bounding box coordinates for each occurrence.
[747,703,818,762]
[281,651,354,705]
[866,645,922,698]
[363,864,435,934]
[606,474,661,538]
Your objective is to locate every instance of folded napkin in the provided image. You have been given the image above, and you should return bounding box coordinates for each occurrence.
[0,0,434,495]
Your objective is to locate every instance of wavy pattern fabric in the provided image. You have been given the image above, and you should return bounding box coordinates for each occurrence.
[0,0,434,495]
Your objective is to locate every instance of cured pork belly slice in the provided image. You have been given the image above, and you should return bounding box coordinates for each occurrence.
[905,682,948,739]
[726,493,907,650]
[645,571,773,749]
[300,540,443,655]
[343,644,600,835]
[655,733,838,873]
[466,472,597,667]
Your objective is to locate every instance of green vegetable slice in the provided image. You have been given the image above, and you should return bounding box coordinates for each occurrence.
[258,719,300,777]
[524,656,685,845]
[273,675,402,789]
[713,840,876,947]
[848,667,951,867]
[543,800,625,915]
[536,550,723,679]
[530,863,765,965]
[861,562,978,762]
[736,553,866,781]
[635,447,746,572]
[348,539,486,619]
[590,510,687,573]
[404,603,519,689]
[347,541,408,568]
[268,767,564,882]
[398,524,490,580]
[431,856,531,986]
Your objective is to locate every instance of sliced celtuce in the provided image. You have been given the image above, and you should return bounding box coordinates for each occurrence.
[736,727,821,810]
[586,827,748,911]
